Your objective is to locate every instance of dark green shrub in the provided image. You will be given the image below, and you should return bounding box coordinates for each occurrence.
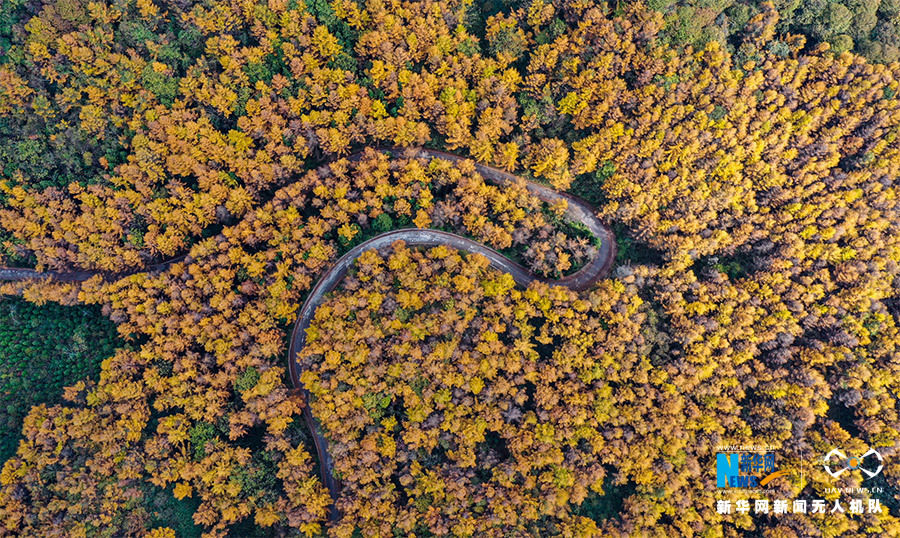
[235,366,261,393]
[189,421,219,461]
[373,213,394,233]
[142,65,179,106]
[489,25,526,58]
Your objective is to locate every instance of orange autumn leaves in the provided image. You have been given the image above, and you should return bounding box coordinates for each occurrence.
[1,0,900,536]
[0,147,596,536]
[0,0,555,272]
[298,242,624,536]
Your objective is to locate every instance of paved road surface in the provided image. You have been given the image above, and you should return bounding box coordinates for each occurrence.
[0,148,617,522]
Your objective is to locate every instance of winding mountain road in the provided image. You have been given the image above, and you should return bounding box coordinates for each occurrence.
[0,147,617,520]
[286,149,616,516]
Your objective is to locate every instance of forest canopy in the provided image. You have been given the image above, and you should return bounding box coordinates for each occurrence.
[632,0,900,62]
[0,298,121,462]
[0,0,899,537]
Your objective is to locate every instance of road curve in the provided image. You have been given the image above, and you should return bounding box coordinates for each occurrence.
[1,148,615,286]
[0,147,618,522]
[287,148,616,518]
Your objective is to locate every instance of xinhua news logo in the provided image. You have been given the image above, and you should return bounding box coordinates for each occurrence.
[717,452,789,488]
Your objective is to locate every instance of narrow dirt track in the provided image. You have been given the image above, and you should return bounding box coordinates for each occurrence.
[0,147,617,521]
